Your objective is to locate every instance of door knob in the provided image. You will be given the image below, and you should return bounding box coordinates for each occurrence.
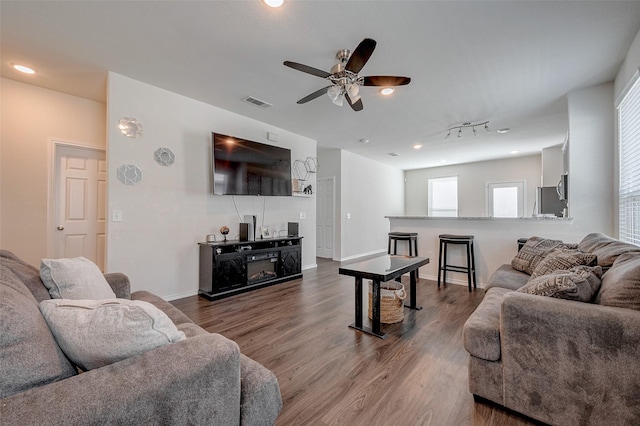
[57,226,64,231]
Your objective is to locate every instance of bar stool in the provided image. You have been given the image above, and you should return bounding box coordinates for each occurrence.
[437,234,476,292]
[388,232,418,256]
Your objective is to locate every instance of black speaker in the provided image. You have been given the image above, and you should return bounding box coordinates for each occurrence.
[287,222,299,237]
[239,223,249,242]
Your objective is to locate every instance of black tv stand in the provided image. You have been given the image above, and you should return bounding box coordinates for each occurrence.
[198,237,302,300]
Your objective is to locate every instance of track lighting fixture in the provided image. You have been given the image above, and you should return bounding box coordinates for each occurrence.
[445,121,490,139]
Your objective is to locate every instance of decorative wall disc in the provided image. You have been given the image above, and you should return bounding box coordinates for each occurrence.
[118,117,143,138]
[117,164,143,185]
[154,148,175,166]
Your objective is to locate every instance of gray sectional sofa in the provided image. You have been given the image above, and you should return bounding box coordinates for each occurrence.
[463,233,640,425]
[0,249,282,425]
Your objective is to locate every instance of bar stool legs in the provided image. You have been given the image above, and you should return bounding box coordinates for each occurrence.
[437,234,476,292]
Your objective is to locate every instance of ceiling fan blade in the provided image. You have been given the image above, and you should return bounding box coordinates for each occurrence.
[362,76,411,86]
[284,61,331,78]
[345,38,376,73]
[297,86,332,104]
[345,93,364,111]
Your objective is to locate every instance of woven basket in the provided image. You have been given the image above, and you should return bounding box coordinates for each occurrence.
[368,281,407,324]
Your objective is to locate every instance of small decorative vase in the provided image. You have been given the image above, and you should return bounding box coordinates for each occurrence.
[220,225,230,242]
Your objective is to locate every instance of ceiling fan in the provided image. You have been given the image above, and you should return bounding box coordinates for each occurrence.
[284,38,411,112]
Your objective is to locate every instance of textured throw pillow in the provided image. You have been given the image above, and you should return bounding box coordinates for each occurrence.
[39,299,186,371]
[595,252,640,311]
[511,237,563,275]
[40,257,116,299]
[518,265,603,302]
[529,248,597,279]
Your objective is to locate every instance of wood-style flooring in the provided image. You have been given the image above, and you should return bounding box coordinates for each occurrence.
[172,257,540,426]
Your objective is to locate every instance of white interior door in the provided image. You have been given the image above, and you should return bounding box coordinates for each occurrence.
[54,145,107,270]
[316,177,334,259]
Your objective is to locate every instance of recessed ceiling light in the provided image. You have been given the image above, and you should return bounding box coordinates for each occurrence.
[12,64,35,74]
[440,159,447,163]
[359,139,370,144]
[387,152,400,157]
[497,128,510,134]
[264,0,284,7]
[413,144,422,149]
[380,88,394,96]
[510,150,520,155]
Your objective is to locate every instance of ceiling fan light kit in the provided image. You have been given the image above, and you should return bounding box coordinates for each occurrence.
[284,38,411,111]
[445,121,490,139]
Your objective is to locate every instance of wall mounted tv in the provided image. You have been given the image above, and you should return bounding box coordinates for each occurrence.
[212,132,292,196]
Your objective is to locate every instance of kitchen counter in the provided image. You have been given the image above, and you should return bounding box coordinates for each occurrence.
[386,216,573,221]
[387,215,578,288]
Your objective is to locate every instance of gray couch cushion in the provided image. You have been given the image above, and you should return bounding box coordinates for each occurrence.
[0,265,77,398]
[578,232,640,268]
[239,353,283,425]
[463,287,512,361]
[132,290,195,326]
[40,257,116,299]
[595,252,640,311]
[517,265,602,302]
[485,264,530,291]
[40,298,186,371]
[0,250,52,303]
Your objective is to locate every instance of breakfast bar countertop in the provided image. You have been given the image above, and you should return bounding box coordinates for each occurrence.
[386,216,573,221]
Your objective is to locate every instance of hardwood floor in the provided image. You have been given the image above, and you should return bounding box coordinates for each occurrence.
[172,258,540,426]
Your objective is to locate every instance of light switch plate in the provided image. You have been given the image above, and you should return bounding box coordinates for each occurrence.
[112,210,123,222]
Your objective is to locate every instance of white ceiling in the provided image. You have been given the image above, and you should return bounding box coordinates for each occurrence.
[2,1,639,170]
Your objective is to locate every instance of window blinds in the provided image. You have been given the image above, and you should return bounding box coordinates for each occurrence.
[618,75,640,246]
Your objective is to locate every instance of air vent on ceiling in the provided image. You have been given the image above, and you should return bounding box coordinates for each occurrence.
[242,96,272,109]
[387,152,400,157]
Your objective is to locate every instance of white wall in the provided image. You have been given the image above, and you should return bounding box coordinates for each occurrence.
[567,82,615,237]
[339,150,404,261]
[317,147,404,261]
[404,155,542,217]
[542,145,564,187]
[107,73,316,300]
[615,28,640,101]
[0,78,106,266]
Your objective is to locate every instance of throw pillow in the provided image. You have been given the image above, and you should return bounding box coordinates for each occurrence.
[39,299,186,371]
[517,265,603,302]
[40,257,116,299]
[529,248,597,279]
[595,252,640,311]
[511,236,563,275]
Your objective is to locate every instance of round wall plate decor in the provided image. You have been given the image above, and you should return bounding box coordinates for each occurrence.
[154,148,175,166]
[117,164,143,185]
[118,117,143,138]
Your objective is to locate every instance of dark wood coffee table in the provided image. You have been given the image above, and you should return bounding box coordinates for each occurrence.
[339,255,430,338]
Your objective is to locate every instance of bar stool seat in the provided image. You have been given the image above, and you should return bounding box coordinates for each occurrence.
[388,232,418,256]
[437,234,476,292]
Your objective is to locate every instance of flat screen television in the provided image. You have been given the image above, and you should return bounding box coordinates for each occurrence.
[212,132,292,196]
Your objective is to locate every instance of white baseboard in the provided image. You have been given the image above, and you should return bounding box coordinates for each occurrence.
[419,273,485,289]
[164,289,199,302]
[337,249,387,262]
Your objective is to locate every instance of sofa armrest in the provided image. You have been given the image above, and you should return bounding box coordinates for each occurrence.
[0,334,242,425]
[104,272,131,299]
[500,292,640,425]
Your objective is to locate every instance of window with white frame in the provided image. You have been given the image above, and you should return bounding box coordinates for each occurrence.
[487,181,524,218]
[618,74,640,246]
[428,176,458,217]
